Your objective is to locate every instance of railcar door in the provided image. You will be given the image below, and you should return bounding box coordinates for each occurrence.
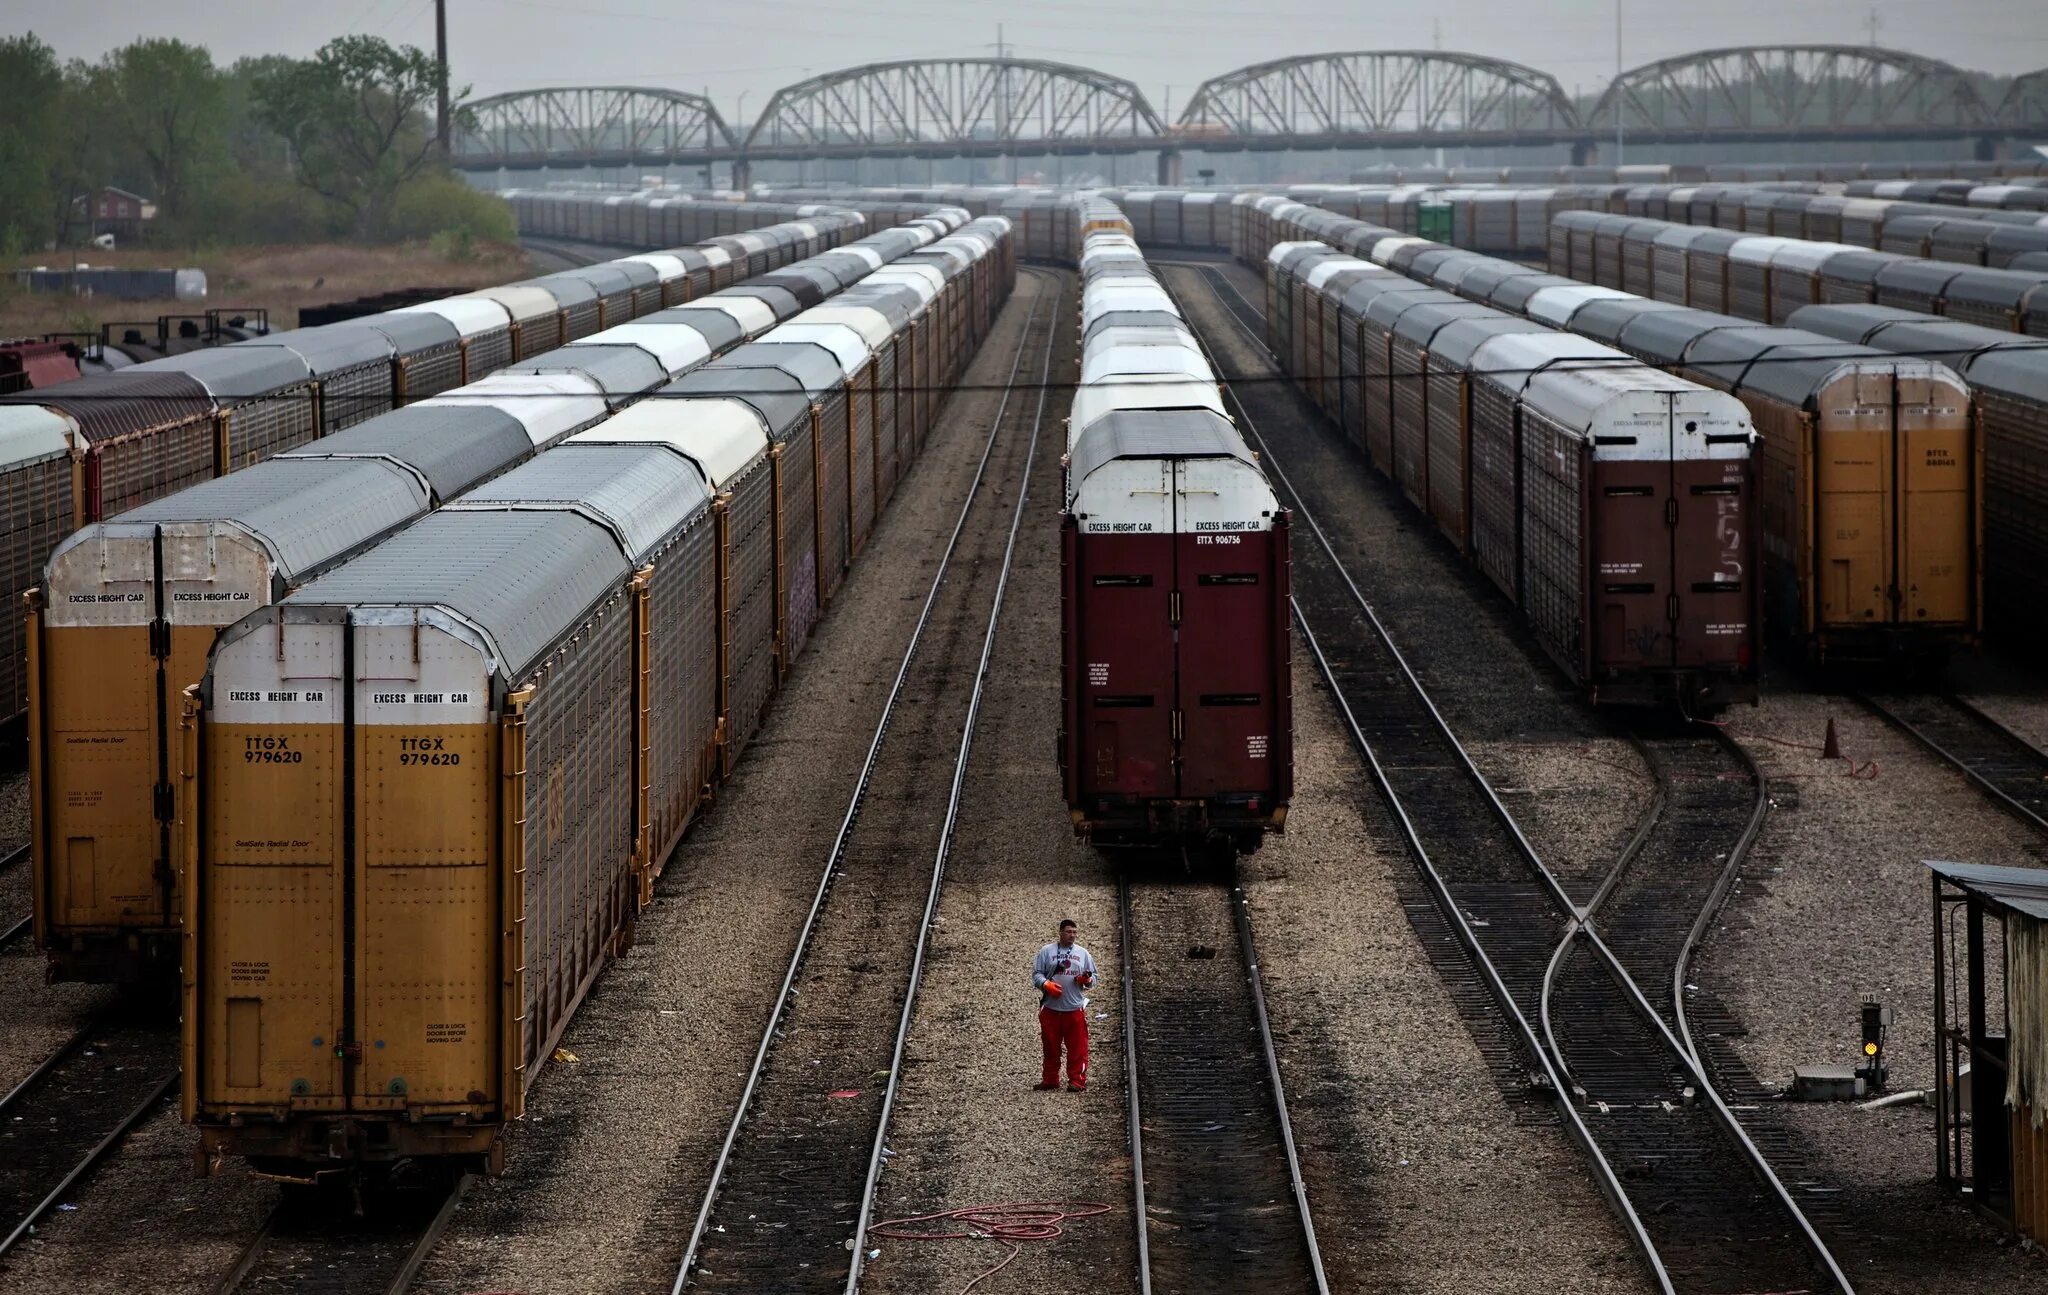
[1072,480,1177,803]
[1668,399,1755,675]
[1172,460,1279,805]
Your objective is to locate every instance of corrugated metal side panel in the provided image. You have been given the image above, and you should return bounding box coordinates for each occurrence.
[1426,367,1468,547]
[815,391,851,604]
[98,420,217,518]
[0,452,76,719]
[1518,404,1585,684]
[1981,385,2048,640]
[1469,379,1521,601]
[848,366,876,549]
[397,345,464,402]
[517,589,635,1090]
[647,518,718,866]
[1390,334,1430,508]
[780,421,820,662]
[320,361,395,433]
[723,460,778,769]
[874,346,899,503]
[224,390,319,472]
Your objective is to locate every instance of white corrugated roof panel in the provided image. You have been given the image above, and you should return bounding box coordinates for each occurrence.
[0,405,76,468]
[419,371,608,448]
[586,396,768,488]
[391,296,512,338]
[792,305,895,349]
[577,322,714,377]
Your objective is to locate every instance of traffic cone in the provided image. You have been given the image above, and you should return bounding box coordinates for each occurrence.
[1822,717,1842,761]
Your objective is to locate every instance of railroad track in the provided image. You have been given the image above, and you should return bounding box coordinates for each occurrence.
[516,235,609,270]
[1,842,28,949]
[215,1174,470,1295]
[0,1015,177,1260]
[1860,691,2048,835]
[1119,871,1327,1292]
[671,268,1063,1294]
[1175,262,1854,1294]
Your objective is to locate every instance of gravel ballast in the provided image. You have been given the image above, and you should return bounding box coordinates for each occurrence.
[857,269,1138,1295]
[1705,681,2047,1292]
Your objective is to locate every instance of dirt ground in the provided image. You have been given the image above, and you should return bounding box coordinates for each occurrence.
[0,241,532,338]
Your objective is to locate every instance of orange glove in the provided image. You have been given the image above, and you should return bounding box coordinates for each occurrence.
[1076,972,1094,988]
[1042,980,1062,997]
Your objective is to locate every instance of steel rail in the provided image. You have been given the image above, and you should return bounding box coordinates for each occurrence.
[0,1044,176,1260]
[1225,874,1333,1293]
[671,269,1057,1294]
[1118,880,1153,1294]
[380,1174,473,1295]
[1860,690,2048,837]
[1,842,30,951]
[1178,261,1853,1294]
[840,272,1062,1292]
[216,1173,473,1295]
[1667,731,1771,1070]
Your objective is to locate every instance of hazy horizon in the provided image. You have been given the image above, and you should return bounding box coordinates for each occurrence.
[13,0,2046,126]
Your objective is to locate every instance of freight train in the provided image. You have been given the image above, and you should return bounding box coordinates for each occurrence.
[1262,238,1760,709]
[181,216,1015,1175]
[1548,211,2048,332]
[28,213,963,987]
[1060,207,1293,853]
[1239,199,1980,672]
[0,204,874,744]
[1778,304,2048,645]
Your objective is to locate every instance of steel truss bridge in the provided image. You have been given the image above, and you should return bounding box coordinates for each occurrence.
[454,48,2048,175]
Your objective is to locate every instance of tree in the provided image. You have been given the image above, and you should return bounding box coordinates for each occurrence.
[0,34,65,251]
[88,39,229,220]
[254,36,472,240]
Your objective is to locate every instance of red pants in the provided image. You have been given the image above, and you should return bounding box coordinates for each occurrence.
[1039,1006,1089,1087]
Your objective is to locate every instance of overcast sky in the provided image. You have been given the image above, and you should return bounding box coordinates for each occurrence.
[15,0,2046,121]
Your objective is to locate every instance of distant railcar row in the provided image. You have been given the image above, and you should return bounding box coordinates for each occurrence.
[174,213,1016,1175]
[1545,214,2048,646]
[29,204,971,986]
[1547,211,2048,332]
[1261,238,1760,708]
[0,203,876,738]
[1238,197,1980,686]
[1060,201,1293,852]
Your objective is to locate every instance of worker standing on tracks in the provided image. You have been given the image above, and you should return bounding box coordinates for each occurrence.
[1033,919,1096,1092]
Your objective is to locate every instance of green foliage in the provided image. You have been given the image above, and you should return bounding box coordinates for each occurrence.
[254,35,471,240]
[86,39,229,219]
[0,34,65,250]
[7,31,490,252]
[392,176,516,250]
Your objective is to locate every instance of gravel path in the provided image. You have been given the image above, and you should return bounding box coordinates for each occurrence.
[1706,677,2048,1291]
[1242,644,1651,1293]
[857,271,1137,1295]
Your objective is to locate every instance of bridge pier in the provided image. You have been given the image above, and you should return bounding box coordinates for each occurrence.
[1157,148,1182,186]
[732,158,751,192]
[1570,137,1597,167]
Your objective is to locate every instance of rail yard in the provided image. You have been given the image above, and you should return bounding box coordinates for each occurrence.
[7,12,2048,1295]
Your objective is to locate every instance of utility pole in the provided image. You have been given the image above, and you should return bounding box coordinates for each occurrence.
[1865,9,1882,48]
[435,0,450,155]
[1614,0,1623,165]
